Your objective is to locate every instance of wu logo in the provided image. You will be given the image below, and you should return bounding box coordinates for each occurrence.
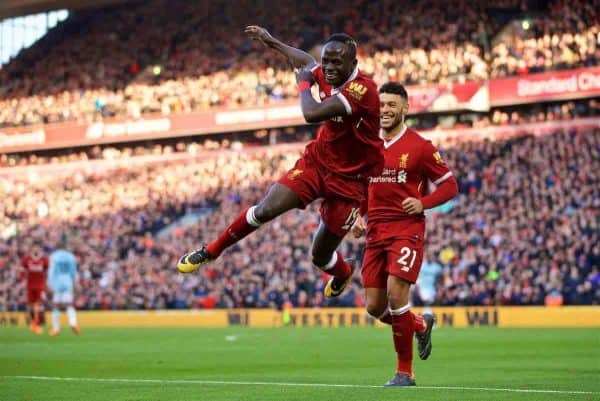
[347,82,367,97]
[433,151,444,164]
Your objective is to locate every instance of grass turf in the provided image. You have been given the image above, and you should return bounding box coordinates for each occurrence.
[1,326,599,401]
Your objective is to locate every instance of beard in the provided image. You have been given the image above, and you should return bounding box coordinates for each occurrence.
[382,114,403,133]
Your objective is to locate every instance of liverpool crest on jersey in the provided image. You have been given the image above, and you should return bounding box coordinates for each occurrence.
[399,153,409,169]
[288,169,303,180]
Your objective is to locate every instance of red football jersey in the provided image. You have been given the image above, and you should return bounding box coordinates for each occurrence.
[21,255,49,290]
[306,65,383,178]
[366,126,453,241]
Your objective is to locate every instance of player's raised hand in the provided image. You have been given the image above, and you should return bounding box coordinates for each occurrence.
[351,214,366,238]
[245,25,273,46]
[402,197,423,214]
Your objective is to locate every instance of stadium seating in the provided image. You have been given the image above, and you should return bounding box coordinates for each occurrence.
[1,124,598,310]
[0,0,598,128]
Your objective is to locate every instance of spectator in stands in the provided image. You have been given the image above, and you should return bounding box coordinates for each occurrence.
[1,126,598,310]
[2,0,597,128]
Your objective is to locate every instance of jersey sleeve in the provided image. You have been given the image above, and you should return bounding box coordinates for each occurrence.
[338,79,378,117]
[311,65,327,88]
[422,141,453,185]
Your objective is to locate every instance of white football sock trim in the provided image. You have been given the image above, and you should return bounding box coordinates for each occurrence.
[245,206,262,227]
[320,252,338,270]
[389,303,411,316]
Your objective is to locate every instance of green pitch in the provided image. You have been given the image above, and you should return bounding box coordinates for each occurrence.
[1,326,598,401]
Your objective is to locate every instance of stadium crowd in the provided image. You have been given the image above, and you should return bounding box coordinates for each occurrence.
[1,0,598,127]
[2,98,598,168]
[1,127,598,311]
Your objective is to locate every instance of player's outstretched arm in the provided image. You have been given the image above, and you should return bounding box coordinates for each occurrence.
[296,69,347,123]
[245,25,316,69]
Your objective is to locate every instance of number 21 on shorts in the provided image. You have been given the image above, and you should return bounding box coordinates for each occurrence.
[397,246,417,272]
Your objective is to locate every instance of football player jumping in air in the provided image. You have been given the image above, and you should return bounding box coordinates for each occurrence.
[178,26,384,299]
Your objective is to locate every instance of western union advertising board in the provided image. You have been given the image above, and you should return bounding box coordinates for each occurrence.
[1,307,598,328]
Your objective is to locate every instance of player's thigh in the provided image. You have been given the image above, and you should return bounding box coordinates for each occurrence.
[418,286,436,305]
[27,289,43,304]
[362,246,388,311]
[365,288,388,317]
[319,197,361,238]
[386,238,424,305]
[274,156,322,214]
[53,291,73,305]
[387,275,412,308]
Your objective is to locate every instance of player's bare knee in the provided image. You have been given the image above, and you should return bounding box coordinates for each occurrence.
[254,200,284,222]
[366,302,387,319]
[252,203,270,222]
[387,282,411,309]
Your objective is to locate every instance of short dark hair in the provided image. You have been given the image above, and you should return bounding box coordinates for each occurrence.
[379,82,408,101]
[325,33,357,60]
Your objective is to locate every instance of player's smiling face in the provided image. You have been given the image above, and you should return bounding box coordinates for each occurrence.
[321,42,356,87]
[380,93,408,132]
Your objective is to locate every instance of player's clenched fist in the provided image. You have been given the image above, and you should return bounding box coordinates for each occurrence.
[351,214,366,238]
[401,197,423,214]
[244,25,273,45]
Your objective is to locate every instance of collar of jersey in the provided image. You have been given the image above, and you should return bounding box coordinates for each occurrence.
[380,124,408,149]
[330,65,360,94]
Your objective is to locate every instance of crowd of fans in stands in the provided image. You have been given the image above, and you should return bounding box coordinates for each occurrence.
[0,0,598,128]
[2,98,598,168]
[1,126,598,310]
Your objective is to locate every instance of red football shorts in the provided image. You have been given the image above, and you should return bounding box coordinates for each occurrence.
[362,236,424,288]
[27,288,44,304]
[278,152,365,237]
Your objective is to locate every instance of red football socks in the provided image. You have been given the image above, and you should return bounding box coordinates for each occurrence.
[323,251,352,279]
[412,312,427,333]
[391,307,415,376]
[378,309,392,325]
[206,207,261,258]
[379,312,427,326]
[380,313,393,325]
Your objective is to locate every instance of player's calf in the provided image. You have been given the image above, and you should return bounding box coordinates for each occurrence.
[323,256,355,298]
[178,206,263,273]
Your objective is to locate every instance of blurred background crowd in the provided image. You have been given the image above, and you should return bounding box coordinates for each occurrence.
[1,0,599,312]
[1,125,598,310]
[0,0,598,127]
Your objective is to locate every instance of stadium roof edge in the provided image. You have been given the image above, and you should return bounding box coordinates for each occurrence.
[0,0,136,20]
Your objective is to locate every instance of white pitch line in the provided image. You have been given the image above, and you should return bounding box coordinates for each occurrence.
[2,375,598,395]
